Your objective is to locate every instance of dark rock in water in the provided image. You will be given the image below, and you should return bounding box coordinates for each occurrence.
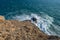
[31,17,37,23]
[48,36,60,40]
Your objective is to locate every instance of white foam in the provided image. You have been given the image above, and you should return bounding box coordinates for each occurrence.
[13,14,31,21]
[12,13,54,35]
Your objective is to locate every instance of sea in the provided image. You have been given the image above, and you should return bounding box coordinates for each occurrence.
[0,0,60,37]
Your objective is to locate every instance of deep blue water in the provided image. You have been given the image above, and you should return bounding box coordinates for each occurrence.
[0,0,60,36]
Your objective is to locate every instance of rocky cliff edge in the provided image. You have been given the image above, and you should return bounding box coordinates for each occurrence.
[0,16,60,40]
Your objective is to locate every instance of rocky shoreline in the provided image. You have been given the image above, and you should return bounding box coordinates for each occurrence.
[0,16,60,40]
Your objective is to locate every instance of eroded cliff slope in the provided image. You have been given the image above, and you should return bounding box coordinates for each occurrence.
[0,16,60,40]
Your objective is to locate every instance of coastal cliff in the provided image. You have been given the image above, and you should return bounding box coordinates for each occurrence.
[0,16,60,40]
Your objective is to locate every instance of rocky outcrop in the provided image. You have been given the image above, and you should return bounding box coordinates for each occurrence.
[0,16,60,40]
[0,16,5,22]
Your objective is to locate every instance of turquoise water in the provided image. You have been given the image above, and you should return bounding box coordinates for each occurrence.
[0,0,60,37]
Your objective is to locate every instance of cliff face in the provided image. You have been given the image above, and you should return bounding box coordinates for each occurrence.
[0,16,60,40]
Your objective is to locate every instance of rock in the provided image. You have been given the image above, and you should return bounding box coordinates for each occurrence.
[0,17,60,40]
[0,16,5,22]
[31,17,37,23]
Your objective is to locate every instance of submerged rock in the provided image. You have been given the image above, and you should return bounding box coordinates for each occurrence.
[0,16,60,40]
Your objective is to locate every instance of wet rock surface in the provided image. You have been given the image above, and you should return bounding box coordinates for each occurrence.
[0,16,60,40]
